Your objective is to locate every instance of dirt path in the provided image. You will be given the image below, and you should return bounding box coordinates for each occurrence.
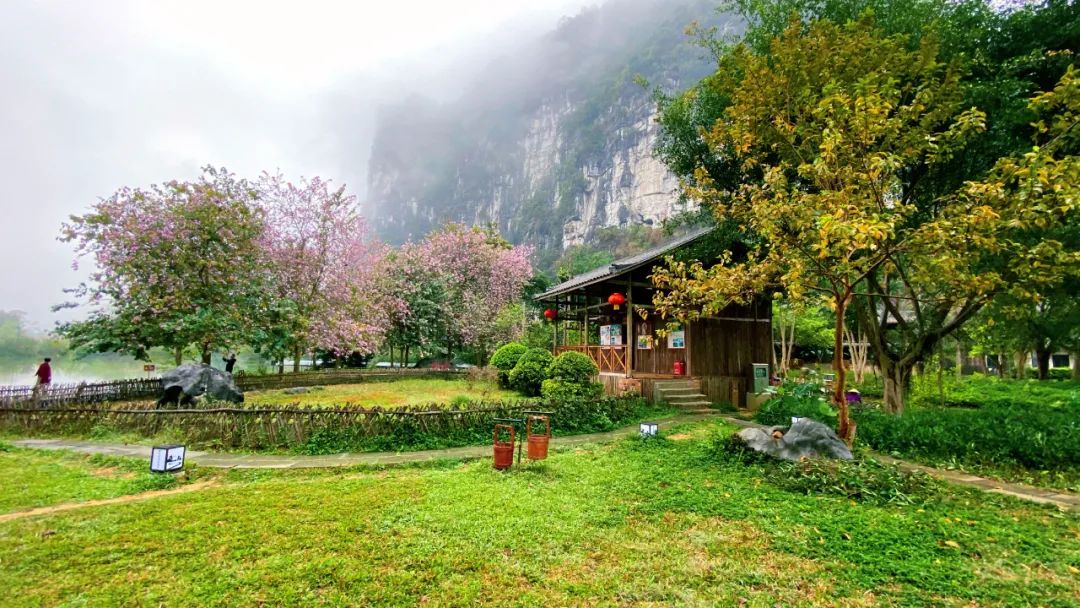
[0,480,219,523]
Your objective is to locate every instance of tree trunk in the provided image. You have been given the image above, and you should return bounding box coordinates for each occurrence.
[955,339,964,379]
[833,297,855,445]
[881,358,913,415]
[293,344,302,373]
[1036,348,1051,381]
[201,345,211,365]
[404,345,411,369]
[277,358,284,375]
[174,346,183,366]
[1014,351,1028,380]
[1072,352,1080,380]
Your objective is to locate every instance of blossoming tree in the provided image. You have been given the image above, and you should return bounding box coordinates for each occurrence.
[58,167,270,364]
[258,173,396,369]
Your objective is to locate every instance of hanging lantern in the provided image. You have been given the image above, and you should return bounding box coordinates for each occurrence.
[543,308,558,321]
[608,292,626,310]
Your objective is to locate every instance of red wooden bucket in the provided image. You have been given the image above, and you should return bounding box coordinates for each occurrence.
[526,415,550,460]
[493,424,515,470]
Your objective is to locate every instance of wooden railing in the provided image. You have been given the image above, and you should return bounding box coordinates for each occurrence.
[555,345,627,374]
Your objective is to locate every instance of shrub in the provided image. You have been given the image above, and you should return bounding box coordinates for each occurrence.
[769,458,941,505]
[449,395,472,408]
[547,351,599,384]
[759,377,1080,471]
[508,348,554,397]
[709,431,940,505]
[755,381,837,427]
[490,342,528,386]
[541,378,603,402]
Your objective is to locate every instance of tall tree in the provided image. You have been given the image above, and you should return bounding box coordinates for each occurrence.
[258,173,387,369]
[407,224,534,363]
[653,18,989,441]
[656,1,1080,413]
[58,167,269,365]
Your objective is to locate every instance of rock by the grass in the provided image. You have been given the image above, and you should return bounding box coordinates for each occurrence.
[157,364,244,406]
[735,418,852,461]
[283,387,310,395]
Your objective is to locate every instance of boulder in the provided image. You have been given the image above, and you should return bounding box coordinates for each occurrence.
[735,418,852,461]
[157,364,244,406]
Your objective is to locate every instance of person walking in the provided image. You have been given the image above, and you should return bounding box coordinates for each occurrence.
[224,353,237,374]
[32,357,52,404]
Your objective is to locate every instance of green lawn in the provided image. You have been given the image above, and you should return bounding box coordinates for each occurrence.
[0,442,196,513]
[244,378,524,408]
[1,420,1077,607]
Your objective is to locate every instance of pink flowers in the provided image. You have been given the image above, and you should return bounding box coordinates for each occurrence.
[61,169,534,361]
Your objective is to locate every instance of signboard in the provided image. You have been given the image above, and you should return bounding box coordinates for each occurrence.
[666,324,685,349]
[600,324,623,346]
[752,363,770,394]
[150,445,185,473]
[143,364,156,372]
[636,322,651,349]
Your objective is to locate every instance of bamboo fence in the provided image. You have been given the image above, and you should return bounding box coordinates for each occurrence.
[0,400,533,450]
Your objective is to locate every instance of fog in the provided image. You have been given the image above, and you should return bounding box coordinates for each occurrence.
[0,0,591,332]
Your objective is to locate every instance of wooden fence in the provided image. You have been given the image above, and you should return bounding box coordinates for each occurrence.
[0,379,162,407]
[0,401,534,451]
[0,369,467,408]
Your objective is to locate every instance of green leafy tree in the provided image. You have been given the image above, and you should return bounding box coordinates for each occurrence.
[652,19,989,441]
[659,1,1080,414]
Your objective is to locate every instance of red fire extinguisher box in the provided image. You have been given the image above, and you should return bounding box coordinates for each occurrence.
[673,360,686,376]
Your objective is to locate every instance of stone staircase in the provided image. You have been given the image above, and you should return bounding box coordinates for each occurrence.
[653,379,714,413]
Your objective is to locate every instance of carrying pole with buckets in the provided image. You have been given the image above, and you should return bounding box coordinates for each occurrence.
[492,423,517,470]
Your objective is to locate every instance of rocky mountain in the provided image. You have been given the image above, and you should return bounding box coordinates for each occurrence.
[364,0,734,262]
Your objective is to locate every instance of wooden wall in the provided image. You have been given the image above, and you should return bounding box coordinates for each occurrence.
[631,315,687,376]
[690,298,772,408]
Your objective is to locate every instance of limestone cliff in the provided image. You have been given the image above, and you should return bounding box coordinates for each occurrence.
[365,0,732,257]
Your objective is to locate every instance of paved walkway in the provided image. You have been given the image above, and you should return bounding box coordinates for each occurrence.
[13,413,1078,511]
[12,412,720,470]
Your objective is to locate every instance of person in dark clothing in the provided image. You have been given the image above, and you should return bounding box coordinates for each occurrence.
[33,357,52,402]
[224,353,237,374]
[34,357,52,385]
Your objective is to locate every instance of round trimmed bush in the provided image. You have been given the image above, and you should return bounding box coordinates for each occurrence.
[490,342,528,387]
[508,348,554,396]
[541,378,602,401]
[547,351,599,385]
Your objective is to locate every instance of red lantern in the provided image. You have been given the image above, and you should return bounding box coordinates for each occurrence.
[543,308,557,321]
[608,292,626,310]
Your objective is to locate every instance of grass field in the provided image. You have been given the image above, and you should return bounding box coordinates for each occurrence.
[0,442,197,513]
[1,420,1077,607]
[244,378,523,408]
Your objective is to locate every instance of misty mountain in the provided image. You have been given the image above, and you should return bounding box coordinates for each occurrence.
[365,0,735,263]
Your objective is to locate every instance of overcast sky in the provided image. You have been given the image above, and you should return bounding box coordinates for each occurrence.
[0,0,589,332]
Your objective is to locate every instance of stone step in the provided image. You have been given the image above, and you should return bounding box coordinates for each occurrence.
[658,388,701,397]
[672,401,713,409]
[663,392,708,401]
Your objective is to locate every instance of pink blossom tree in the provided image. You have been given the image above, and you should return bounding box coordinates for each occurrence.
[59,167,270,365]
[406,223,533,363]
[258,173,396,368]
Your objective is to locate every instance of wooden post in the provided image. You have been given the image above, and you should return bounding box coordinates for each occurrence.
[552,297,558,352]
[625,281,633,376]
[583,295,589,347]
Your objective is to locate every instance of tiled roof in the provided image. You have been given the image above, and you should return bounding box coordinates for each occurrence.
[536,226,712,300]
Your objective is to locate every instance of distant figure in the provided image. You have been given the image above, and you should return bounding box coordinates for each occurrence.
[34,357,52,385]
[224,353,237,374]
[33,357,52,403]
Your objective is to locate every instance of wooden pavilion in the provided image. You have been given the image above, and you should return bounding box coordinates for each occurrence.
[536,227,772,408]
